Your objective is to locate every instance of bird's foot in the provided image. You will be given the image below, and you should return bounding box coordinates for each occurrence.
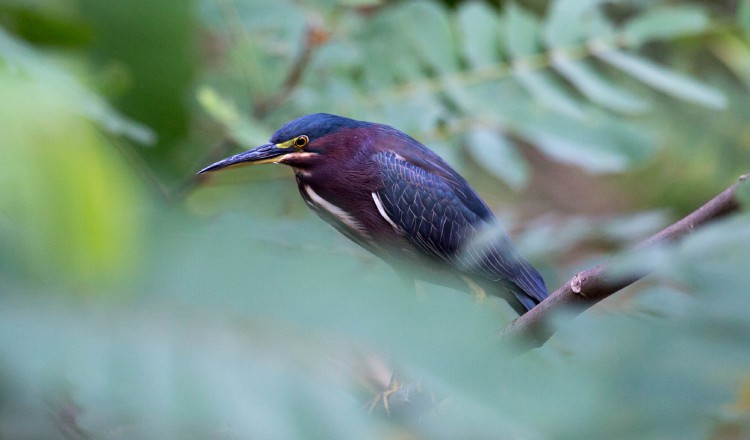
[461,276,487,303]
[367,372,401,415]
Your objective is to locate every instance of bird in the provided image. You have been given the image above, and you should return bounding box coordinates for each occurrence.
[198,113,549,314]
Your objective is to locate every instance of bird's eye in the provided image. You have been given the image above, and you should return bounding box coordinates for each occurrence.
[294,135,308,148]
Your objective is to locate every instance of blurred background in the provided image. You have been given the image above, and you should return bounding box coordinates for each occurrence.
[1,0,750,438]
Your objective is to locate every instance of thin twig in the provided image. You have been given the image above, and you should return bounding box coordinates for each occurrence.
[253,23,329,118]
[500,174,748,349]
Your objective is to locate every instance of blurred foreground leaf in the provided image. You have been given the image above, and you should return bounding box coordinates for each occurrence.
[2,208,750,438]
[0,27,155,144]
[0,70,145,287]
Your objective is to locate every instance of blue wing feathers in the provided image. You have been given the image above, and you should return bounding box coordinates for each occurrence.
[373,151,549,310]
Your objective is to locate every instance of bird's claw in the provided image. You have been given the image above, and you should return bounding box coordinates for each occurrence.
[461,276,487,303]
[367,373,401,415]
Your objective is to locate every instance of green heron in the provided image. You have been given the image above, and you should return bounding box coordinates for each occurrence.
[198,113,548,314]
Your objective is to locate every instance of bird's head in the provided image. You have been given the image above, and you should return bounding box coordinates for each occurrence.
[198,113,371,174]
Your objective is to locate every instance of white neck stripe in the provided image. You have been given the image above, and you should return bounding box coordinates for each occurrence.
[303,185,368,236]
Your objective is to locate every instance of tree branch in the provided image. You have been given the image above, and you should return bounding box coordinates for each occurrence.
[500,174,749,349]
[252,23,329,118]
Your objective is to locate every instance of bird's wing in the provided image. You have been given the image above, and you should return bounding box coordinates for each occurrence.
[372,151,549,306]
[378,127,496,222]
[372,151,479,263]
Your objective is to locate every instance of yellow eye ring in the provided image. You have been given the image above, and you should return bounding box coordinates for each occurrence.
[294,135,309,148]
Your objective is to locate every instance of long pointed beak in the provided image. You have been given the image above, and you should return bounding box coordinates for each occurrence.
[197,143,288,174]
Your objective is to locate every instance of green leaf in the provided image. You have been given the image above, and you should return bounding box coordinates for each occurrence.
[741,0,750,35]
[398,1,457,73]
[203,0,302,33]
[337,0,382,6]
[596,49,727,109]
[737,175,750,208]
[711,35,750,88]
[512,69,585,118]
[0,27,154,144]
[551,55,649,114]
[225,38,290,102]
[505,3,539,58]
[196,86,270,147]
[517,112,656,173]
[584,8,618,43]
[381,85,445,135]
[0,72,145,287]
[465,128,529,189]
[456,2,502,69]
[505,3,585,117]
[523,129,626,172]
[543,0,609,47]
[669,216,750,302]
[621,6,709,47]
[356,10,404,89]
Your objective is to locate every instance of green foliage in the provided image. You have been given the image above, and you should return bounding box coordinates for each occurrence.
[78,0,195,178]
[1,0,750,438]
[199,0,726,187]
[2,210,750,439]
[0,27,154,144]
[0,35,147,288]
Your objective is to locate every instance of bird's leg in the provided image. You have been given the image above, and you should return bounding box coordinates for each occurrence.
[367,372,401,415]
[461,276,487,303]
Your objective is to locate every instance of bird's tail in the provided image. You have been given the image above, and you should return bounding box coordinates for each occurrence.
[510,285,543,312]
[509,262,549,313]
[456,227,550,314]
